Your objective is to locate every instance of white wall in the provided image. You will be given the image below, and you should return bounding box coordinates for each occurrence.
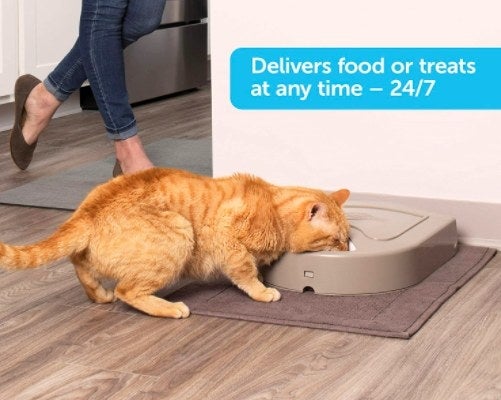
[210,0,501,205]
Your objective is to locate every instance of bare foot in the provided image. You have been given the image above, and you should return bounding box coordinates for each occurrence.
[22,83,61,145]
[114,135,154,174]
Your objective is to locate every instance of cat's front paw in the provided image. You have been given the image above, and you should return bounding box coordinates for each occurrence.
[172,301,191,318]
[252,287,281,302]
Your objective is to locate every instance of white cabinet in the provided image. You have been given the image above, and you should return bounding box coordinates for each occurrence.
[0,0,18,97]
[20,0,81,78]
[0,0,80,103]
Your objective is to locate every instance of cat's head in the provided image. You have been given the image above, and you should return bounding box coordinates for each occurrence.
[282,188,350,253]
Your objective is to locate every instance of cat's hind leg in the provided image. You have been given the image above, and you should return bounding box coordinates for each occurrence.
[71,253,116,304]
[115,279,190,318]
[112,210,194,318]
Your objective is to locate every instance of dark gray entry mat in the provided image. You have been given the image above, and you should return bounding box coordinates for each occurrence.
[0,137,211,211]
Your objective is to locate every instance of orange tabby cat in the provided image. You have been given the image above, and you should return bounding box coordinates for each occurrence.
[0,168,350,318]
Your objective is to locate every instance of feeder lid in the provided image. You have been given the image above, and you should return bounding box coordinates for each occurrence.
[346,205,428,241]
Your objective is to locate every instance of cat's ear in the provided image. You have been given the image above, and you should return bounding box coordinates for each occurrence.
[308,203,328,221]
[330,189,350,206]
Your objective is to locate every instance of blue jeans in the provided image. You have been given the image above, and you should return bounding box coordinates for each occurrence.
[44,0,166,140]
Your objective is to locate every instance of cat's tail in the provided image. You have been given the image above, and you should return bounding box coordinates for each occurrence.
[0,214,91,270]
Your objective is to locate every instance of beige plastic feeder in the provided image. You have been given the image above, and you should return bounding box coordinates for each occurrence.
[263,202,458,295]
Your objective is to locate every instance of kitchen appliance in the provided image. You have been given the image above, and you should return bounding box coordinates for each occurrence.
[81,0,208,108]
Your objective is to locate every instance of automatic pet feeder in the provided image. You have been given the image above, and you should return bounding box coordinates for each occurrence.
[263,201,458,295]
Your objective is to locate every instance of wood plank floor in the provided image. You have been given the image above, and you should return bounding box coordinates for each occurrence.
[0,85,500,399]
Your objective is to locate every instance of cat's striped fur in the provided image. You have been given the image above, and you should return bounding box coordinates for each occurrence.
[0,168,350,318]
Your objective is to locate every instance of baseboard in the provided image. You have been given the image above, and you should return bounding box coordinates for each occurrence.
[350,192,501,250]
[459,237,501,250]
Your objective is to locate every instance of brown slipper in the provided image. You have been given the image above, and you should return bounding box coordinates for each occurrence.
[10,74,41,170]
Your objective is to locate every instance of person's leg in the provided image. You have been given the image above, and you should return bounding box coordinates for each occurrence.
[38,0,166,107]
[21,39,88,145]
[113,0,167,173]
[79,0,135,139]
[79,0,168,173]
[20,83,61,145]
[19,0,166,173]
[121,0,166,47]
